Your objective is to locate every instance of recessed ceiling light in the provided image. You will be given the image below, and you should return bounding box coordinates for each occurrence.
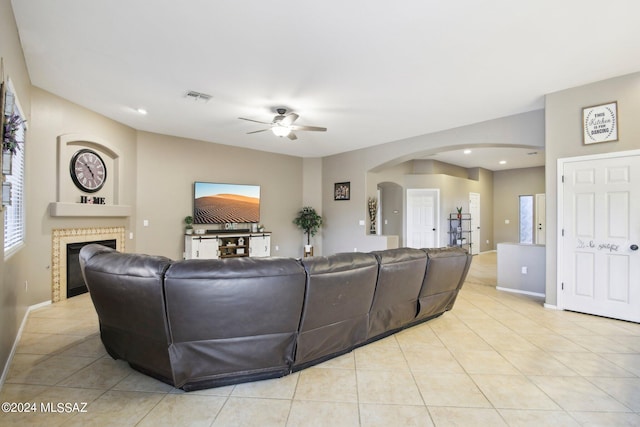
[136,108,147,115]
[499,160,507,165]
[463,149,472,154]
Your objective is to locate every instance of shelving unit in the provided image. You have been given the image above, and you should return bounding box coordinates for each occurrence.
[218,235,249,258]
[447,213,472,251]
[185,232,271,260]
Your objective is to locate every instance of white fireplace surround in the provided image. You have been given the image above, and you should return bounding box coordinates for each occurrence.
[51,227,125,302]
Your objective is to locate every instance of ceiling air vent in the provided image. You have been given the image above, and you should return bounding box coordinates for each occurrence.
[185,90,212,102]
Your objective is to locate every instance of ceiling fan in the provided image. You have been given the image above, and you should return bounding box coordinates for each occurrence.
[239,108,327,140]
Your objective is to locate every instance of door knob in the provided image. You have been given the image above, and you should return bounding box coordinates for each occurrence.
[631,244,639,251]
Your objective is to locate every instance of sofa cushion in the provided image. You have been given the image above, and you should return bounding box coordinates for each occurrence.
[295,252,379,369]
[79,244,174,383]
[367,248,428,340]
[163,257,306,389]
[414,247,472,321]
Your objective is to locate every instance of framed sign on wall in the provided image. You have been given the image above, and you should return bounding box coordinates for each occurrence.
[583,101,618,144]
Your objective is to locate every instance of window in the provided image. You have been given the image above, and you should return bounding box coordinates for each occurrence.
[519,195,534,244]
[3,81,26,257]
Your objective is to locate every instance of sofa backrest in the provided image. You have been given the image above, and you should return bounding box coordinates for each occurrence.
[367,248,428,341]
[164,256,306,388]
[79,244,174,382]
[415,247,472,321]
[295,252,379,369]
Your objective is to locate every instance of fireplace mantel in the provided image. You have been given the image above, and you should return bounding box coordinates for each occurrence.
[49,202,132,217]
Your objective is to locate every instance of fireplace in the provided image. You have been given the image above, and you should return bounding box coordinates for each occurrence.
[52,227,125,302]
[66,239,116,297]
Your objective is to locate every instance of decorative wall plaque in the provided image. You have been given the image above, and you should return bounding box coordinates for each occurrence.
[583,101,618,144]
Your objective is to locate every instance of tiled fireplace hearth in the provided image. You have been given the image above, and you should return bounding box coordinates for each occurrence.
[51,226,125,302]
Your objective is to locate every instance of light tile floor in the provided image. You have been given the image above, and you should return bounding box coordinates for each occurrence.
[2,252,639,426]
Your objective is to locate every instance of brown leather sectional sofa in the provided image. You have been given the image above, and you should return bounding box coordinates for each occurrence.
[79,245,472,391]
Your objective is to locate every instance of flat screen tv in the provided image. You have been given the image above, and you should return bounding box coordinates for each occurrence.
[193,182,261,224]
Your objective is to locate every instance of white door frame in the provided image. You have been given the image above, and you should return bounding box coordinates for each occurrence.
[556,148,640,311]
[406,188,440,248]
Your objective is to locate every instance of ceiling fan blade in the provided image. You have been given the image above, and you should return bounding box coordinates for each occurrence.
[281,113,299,126]
[287,132,298,141]
[239,117,272,125]
[247,129,270,134]
[291,125,327,132]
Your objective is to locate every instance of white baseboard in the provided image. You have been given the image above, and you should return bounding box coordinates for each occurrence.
[496,286,545,298]
[543,303,560,310]
[0,300,52,388]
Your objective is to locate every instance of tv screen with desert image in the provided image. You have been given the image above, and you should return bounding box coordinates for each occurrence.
[193,182,260,224]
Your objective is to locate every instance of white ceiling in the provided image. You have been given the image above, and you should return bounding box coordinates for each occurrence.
[10,1,640,170]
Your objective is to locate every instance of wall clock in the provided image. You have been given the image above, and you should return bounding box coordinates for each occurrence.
[69,148,107,193]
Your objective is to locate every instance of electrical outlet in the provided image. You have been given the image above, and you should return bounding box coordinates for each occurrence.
[521,266,528,275]
[25,280,28,292]
[275,245,279,251]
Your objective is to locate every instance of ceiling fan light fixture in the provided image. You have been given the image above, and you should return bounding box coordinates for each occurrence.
[272,126,291,137]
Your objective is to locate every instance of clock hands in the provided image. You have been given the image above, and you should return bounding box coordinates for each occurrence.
[82,161,96,179]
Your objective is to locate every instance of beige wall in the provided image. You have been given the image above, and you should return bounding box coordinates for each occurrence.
[0,0,33,378]
[135,132,304,260]
[322,110,544,255]
[26,88,137,303]
[544,71,640,306]
[493,166,545,245]
[302,157,323,254]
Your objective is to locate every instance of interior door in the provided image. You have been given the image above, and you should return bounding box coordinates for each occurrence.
[406,189,439,248]
[469,192,480,255]
[561,153,640,322]
[535,193,546,245]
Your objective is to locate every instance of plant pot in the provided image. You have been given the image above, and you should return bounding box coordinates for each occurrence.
[185,229,193,235]
[304,245,312,252]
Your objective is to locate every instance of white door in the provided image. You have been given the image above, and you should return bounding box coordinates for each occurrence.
[406,189,439,248]
[535,193,546,245]
[469,192,480,255]
[561,153,640,322]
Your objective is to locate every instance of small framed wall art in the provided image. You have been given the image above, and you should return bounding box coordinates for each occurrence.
[583,101,618,144]
[334,182,350,200]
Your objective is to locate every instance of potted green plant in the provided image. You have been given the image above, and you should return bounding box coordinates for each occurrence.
[293,206,323,253]
[456,206,463,219]
[184,215,194,234]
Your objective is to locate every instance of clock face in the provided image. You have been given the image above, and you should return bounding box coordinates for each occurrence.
[69,149,107,193]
